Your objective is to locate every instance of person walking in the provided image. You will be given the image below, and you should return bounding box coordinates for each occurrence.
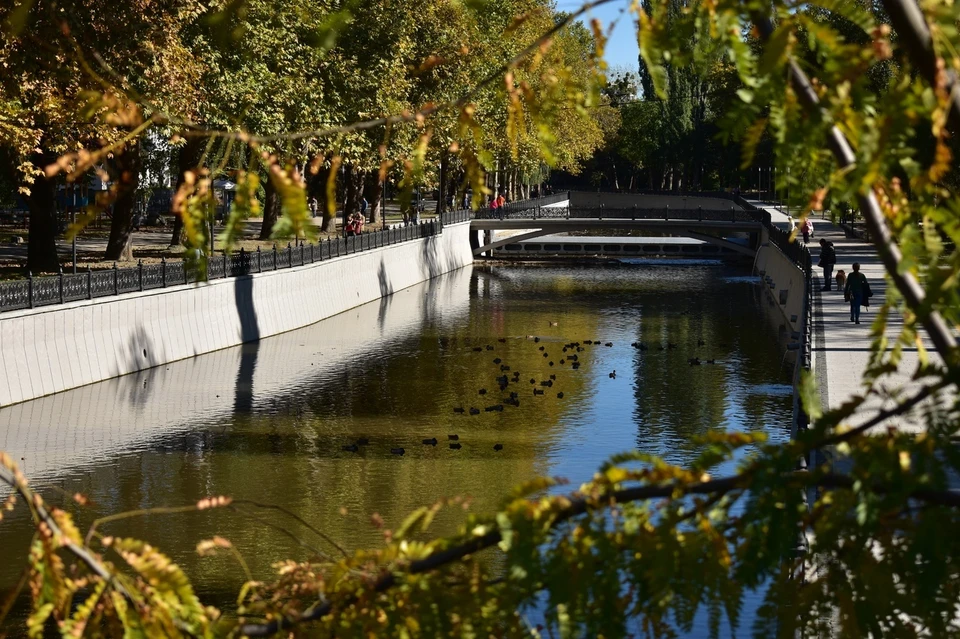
[360,197,368,219]
[802,217,813,244]
[308,196,318,218]
[818,238,837,290]
[844,262,870,324]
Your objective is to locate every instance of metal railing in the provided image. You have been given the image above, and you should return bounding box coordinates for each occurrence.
[473,205,762,224]
[471,191,571,219]
[0,219,449,313]
[440,208,471,225]
[739,197,815,442]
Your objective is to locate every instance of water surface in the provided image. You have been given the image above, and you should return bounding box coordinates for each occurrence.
[0,262,793,634]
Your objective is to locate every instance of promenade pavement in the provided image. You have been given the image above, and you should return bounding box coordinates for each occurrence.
[752,201,941,433]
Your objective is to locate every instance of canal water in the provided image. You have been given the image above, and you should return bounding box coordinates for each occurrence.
[0,261,793,635]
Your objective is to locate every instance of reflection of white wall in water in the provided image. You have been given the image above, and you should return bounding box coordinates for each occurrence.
[0,267,473,483]
[0,223,473,408]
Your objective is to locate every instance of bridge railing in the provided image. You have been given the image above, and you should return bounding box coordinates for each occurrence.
[472,205,763,223]
[470,191,571,219]
[734,195,812,273]
[0,219,442,314]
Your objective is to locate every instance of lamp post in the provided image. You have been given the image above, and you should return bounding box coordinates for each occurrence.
[769,166,774,208]
[71,182,77,273]
[772,166,777,210]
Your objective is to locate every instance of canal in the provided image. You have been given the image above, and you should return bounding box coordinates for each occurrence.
[0,261,793,635]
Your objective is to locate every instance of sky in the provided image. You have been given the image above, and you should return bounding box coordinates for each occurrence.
[564,0,640,73]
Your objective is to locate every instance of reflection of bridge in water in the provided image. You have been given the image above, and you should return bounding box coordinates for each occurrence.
[469,192,765,258]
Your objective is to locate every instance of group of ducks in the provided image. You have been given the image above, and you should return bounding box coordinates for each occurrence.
[341,332,718,457]
[341,434,505,456]
[454,336,618,417]
[631,338,721,366]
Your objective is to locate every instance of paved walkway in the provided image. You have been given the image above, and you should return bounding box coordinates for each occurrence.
[752,201,939,433]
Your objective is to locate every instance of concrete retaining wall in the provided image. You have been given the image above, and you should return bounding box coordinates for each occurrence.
[0,268,473,481]
[0,222,474,407]
[754,241,804,335]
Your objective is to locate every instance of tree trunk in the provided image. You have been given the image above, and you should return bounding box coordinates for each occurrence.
[436,153,448,215]
[365,172,383,223]
[25,150,61,274]
[320,167,337,233]
[343,165,360,230]
[169,137,205,247]
[104,138,142,262]
[260,177,279,240]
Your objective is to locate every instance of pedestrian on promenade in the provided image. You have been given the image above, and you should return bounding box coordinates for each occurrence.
[308,197,318,218]
[802,217,814,244]
[843,262,870,324]
[788,216,797,234]
[818,238,837,290]
[497,193,506,208]
[360,197,368,219]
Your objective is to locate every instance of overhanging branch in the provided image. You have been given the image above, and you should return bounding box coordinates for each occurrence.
[236,469,959,636]
[753,16,958,363]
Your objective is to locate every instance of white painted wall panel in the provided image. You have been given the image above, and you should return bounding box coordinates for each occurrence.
[0,223,473,406]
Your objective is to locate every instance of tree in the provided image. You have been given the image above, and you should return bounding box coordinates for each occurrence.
[7,0,960,636]
[0,0,206,264]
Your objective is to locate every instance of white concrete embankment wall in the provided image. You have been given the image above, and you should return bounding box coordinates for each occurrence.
[753,242,804,336]
[0,268,473,482]
[0,222,474,407]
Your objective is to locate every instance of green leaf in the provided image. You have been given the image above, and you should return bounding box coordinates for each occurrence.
[758,25,791,75]
[395,507,428,540]
[26,602,53,639]
[4,0,35,36]
[799,369,823,422]
[503,477,560,507]
[313,7,355,53]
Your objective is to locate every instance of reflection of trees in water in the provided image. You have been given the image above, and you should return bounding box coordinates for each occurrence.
[631,270,791,460]
[0,265,793,613]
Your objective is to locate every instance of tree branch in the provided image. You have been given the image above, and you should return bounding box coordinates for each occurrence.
[753,16,959,363]
[0,463,132,601]
[880,0,960,134]
[237,468,960,636]
[813,382,944,448]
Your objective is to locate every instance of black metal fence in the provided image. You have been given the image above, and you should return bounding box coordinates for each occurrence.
[738,197,814,397]
[0,218,453,313]
[440,208,471,225]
